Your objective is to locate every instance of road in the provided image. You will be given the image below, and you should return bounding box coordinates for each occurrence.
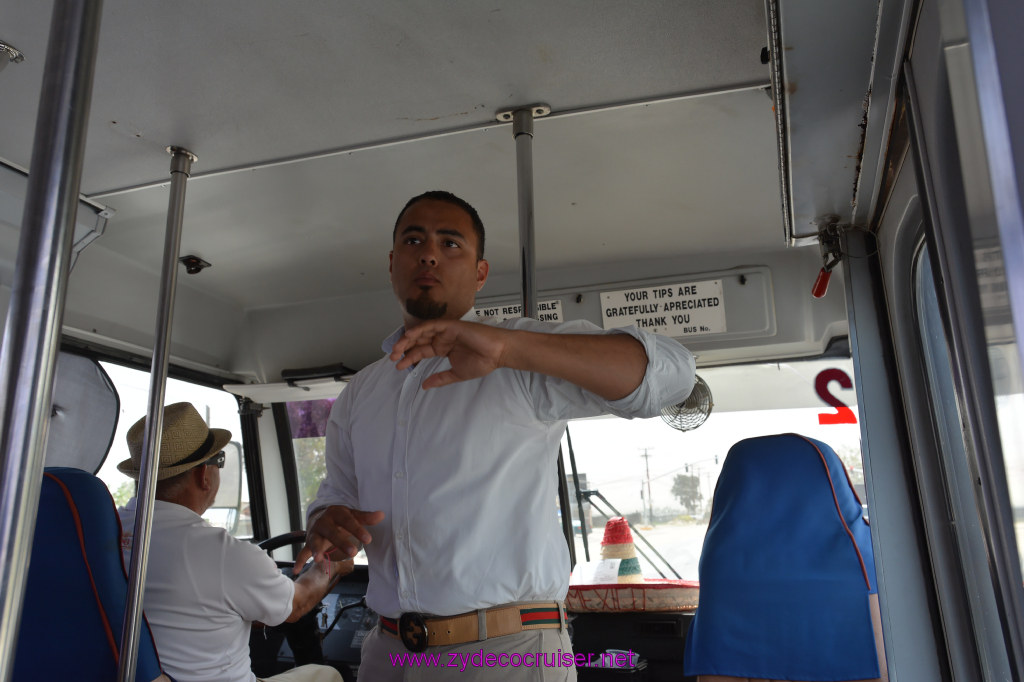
[572,520,709,581]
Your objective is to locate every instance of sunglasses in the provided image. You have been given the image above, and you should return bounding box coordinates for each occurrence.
[206,451,226,469]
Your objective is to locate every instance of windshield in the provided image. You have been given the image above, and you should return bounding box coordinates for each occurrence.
[563,356,862,580]
[95,363,252,537]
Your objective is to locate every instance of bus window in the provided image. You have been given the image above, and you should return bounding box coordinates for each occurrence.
[282,396,371,565]
[915,247,1024,574]
[975,247,1024,573]
[282,397,336,521]
[563,356,864,580]
[94,362,252,538]
[994,361,1024,571]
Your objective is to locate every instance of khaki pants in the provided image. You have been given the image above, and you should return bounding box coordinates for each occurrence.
[359,625,577,681]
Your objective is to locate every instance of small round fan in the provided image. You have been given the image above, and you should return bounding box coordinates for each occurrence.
[660,374,713,432]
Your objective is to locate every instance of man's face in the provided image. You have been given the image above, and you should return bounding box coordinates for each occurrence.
[200,461,220,513]
[389,199,488,325]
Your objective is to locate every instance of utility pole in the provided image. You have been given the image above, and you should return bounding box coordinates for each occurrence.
[640,448,654,523]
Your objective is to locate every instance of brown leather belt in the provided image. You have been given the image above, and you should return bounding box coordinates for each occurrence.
[380,602,565,652]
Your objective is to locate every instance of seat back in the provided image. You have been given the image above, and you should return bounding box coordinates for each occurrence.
[684,433,884,682]
[13,467,166,682]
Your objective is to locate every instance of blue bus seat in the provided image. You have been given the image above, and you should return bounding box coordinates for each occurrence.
[12,467,170,682]
[683,433,887,682]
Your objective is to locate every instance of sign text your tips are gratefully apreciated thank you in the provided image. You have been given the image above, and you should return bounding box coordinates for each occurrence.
[601,280,726,337]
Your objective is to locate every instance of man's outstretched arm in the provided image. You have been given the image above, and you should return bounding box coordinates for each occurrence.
[389,319,649,400]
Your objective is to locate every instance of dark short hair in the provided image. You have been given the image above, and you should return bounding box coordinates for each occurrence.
[392,190,486,260]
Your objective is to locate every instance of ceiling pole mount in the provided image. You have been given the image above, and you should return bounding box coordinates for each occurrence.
[496,104,579,570]
[495,104,550,319]
[118,145,196,682]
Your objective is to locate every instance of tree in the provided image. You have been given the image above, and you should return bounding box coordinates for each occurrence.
[293,437,328,516]
[671,474,702,514]
[112,480,135,508]
[287,398,336,516]
[834,444,865,485]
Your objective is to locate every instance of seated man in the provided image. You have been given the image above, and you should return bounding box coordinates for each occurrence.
[118,402,348,682]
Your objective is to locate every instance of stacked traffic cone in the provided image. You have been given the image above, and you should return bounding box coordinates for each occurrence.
[600,517,643,583]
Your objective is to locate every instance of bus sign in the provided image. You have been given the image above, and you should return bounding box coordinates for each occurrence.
[474,299,563,323]
[600,279,726,337]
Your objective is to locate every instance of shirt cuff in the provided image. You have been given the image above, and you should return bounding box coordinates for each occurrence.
[605,325,695,418]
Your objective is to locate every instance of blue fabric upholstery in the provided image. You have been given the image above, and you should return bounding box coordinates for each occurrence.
[13,467,166,682]
[684,434,880,681]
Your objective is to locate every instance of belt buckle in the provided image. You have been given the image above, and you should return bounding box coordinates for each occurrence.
[398,612,429,652]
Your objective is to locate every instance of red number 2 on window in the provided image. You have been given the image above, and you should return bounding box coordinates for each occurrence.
[815,369,858,425]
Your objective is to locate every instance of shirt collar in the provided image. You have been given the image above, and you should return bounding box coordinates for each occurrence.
[122,496,202,520]
[381,308,480,354]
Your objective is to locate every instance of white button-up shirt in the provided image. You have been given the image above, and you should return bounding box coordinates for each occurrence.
[120,498,294,682]
[309,314,695,618]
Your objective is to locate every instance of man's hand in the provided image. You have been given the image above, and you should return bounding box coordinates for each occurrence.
[287,556,355,622]
[390,319,649,400]
[294,505,385,575]
[323,557,355,580]
[390,320,510,389]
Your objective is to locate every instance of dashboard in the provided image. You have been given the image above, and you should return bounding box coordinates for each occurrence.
[250,565,371,681]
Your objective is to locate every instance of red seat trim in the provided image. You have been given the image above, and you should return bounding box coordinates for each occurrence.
[795,435,872,590]
[45,472,120,663]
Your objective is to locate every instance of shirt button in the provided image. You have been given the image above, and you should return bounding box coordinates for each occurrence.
[396,532,404,541]
[395,471,405,479]
[401,590,410,598]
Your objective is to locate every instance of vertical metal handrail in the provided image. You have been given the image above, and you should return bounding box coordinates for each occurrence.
[117,147,196,682]
[555,446,577,569]
[565,427,591,561]
[0,2,103,680]
[508,106,578,564]
[512,108,537,320]
[504,105,579,566]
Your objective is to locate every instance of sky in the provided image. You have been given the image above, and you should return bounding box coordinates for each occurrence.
[563,408,864,516]
[96,362,244,498]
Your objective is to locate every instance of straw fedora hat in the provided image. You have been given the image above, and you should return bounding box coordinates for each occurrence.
[117,402,232,481]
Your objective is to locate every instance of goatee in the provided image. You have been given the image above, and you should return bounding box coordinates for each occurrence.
[405,297,447,320]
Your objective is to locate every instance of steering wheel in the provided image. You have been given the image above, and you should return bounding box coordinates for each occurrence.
[255,530,330,667]
[256,530,363,634]
[258,530,308,569]
[254,530,364,682]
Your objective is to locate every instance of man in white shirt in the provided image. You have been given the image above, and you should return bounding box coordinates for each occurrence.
[118,402,350,682]
[298,191,696,680]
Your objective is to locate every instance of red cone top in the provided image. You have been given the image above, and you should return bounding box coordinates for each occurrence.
[601,517,634,545]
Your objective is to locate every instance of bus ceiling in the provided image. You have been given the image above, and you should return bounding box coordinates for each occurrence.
[0,1,906,381]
